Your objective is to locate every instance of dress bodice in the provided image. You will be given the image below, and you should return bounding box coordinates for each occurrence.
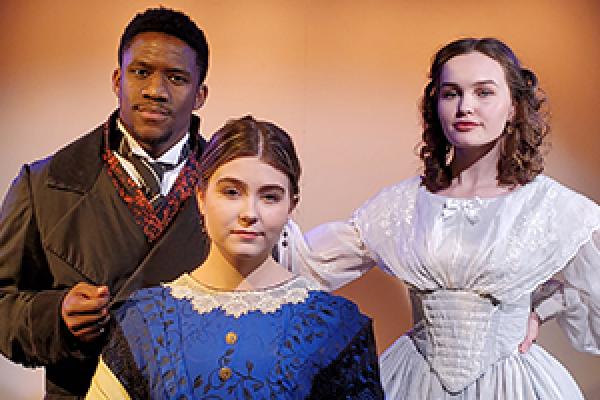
[352,175,600,302]
[348,176,600,392]
[91,274,383,399]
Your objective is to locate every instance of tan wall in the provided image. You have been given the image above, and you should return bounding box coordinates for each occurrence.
[1,1,599,398]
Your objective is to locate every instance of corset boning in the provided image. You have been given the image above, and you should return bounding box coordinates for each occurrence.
[409,289,530,393]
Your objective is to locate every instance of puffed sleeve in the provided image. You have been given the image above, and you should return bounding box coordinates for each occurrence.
[533,230,600,354]
[280,179,421,291]
[280,219,377,291]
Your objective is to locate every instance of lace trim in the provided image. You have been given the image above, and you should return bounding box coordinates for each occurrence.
[164,274,321,318]
[352,177,419,249]
[350,177,419,282]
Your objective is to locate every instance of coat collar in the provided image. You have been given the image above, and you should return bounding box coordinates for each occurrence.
[46,111,205,194]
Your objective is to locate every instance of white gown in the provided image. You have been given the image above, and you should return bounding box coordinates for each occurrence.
[284,175,600,399]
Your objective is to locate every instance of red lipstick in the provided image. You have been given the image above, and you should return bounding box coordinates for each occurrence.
[453,121,480,132]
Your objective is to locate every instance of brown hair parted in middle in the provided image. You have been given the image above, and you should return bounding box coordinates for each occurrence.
[199,115,301,204]
[419,37,550,192]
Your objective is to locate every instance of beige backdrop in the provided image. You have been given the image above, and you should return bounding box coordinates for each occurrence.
[1,1,599,398]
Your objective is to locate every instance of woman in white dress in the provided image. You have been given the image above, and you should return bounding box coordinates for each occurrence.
[284,37,600,399]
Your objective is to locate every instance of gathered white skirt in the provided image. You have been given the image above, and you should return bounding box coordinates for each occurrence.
[379,335,583,400]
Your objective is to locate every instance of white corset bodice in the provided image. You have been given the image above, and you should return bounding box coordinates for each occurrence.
[409,289,530,393]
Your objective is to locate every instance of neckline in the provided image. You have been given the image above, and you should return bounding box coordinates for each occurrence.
[117,118,190,163]
[179,273,303,294]
[420,175,542,202]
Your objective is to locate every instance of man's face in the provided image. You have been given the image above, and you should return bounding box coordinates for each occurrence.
[113,32,207,157]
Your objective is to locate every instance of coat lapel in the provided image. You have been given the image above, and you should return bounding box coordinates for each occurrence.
[110,195,209,305]
[43,169,150,286]
[43,111,208,294]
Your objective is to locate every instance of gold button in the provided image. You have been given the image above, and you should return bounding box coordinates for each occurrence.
[218,367,232,381]
[225,331,238,345]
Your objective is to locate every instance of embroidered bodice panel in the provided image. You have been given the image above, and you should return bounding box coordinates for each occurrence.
[352,175,600,303]
[409,288,530,393]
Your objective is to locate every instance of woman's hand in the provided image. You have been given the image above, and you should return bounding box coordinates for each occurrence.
[518,311,541,353]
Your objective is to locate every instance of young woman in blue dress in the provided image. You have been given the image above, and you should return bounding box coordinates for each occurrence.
[85,116,383,399]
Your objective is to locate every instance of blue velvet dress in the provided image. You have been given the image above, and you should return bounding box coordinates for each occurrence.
[95,274,382,399]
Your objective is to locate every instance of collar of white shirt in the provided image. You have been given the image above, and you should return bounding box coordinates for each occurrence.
[115,119,190,196]
[116,119,189,165]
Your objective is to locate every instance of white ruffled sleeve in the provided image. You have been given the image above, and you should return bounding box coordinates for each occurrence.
[557,229,600,353]
[533,230,600,354]
[280,219,377,291]
[280,178,420,291]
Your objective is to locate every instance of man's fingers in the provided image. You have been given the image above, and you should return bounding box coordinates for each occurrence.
[71,282,110,299]
[65,310,108,331]
[96,286,109,297]
[67,313,110,334]
[61,283,111,342]
[73,320,109,343]
[62,283,110,317]
[63,296,109,315]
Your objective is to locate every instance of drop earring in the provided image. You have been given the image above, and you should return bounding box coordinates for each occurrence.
[199,213,206,233]
[281,228,288,248]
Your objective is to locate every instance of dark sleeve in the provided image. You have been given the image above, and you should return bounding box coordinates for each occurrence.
[308,319,384,400]
[0,165,89,366]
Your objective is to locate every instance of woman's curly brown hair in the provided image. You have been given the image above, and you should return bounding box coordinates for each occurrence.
[419,37,549,192]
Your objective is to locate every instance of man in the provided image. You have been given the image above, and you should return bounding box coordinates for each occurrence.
[0,8,210,398]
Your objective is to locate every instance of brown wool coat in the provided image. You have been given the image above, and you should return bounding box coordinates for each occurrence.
[0,112,209,398]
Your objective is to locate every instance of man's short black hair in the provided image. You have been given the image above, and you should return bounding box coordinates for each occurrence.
[118,7,209,83]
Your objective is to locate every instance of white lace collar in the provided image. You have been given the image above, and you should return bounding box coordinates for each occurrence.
[164,274,321,318]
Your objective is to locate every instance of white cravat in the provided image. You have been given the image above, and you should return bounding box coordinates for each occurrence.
[114,119,189,196]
